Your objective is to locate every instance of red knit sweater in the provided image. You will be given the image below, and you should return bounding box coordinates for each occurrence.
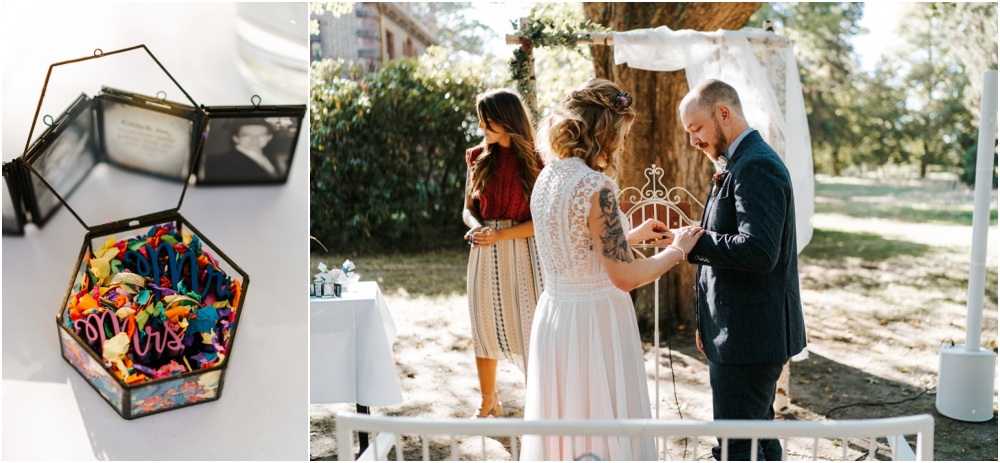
[466,145,533,222]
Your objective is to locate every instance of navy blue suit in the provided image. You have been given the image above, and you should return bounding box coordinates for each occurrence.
[688,130,807,461]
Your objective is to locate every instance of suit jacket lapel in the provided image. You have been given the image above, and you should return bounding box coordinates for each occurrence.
[700,130,760,229]
[700,184,714,228]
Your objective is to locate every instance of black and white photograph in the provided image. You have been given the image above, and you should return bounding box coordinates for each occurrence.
[199,115,302,184]
[100,98,195,181]
[2,171,24,234]
[27,97,98,224]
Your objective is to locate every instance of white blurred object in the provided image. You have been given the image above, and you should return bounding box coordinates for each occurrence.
[936,70,998,423]
[234,3,308,104]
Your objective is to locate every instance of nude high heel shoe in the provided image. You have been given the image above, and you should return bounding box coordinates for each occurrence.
[472,391,504,419]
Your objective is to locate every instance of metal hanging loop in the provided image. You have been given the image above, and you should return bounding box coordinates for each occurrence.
[43,115,54,126]
[156,90,167,100]
[251,95,262,108]
[93,48,103,56]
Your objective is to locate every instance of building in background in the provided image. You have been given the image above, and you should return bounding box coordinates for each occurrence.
[311,2,438,70]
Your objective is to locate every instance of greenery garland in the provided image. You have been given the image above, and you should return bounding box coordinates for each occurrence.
[507,17,611,113]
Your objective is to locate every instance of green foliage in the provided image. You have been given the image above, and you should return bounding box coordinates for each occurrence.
[753,3,996,182]
[960,146,999,188]
[751,3,867,175]
[891,3,982,180]
[528,3,598,120]
[931,2,998,117]
[507,6,609,118]
[310,51,492,253]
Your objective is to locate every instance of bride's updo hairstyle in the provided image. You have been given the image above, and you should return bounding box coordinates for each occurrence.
[537,78,636,173]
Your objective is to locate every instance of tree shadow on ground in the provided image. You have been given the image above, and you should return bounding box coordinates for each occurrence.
[655,333,997,461]
[786,351,998,461]
[801,228,932,262]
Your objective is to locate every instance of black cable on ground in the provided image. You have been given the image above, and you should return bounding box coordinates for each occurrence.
[661,280,690,460]
[823,389,928,419]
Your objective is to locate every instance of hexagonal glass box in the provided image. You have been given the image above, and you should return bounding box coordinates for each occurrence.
[20,45,250,419]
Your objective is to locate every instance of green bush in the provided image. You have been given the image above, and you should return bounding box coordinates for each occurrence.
[310,51,492,253]
[960,143,998,188]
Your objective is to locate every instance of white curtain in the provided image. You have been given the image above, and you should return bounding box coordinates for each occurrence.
[613,26,814,253]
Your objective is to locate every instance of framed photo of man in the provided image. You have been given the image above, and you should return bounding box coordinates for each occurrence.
[197,104,305,185]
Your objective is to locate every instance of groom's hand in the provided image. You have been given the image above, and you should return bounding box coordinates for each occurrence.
[696,329,706,356]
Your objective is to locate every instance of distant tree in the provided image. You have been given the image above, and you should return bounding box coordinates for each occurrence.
[584,2,761,329]
[891,3,978,178]
[932,2,998,186]
[846,61,909,170]
[524,3,597,119]
[751,3,866,175]
[932,3,998,121]
[408,2,494,57]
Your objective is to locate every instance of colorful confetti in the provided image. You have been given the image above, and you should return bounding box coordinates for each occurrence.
[63,223,241,385]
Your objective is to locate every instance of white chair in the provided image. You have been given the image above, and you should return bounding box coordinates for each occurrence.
[336,411,934,461]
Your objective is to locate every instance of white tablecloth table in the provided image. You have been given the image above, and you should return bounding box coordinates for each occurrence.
[310,281,403,406]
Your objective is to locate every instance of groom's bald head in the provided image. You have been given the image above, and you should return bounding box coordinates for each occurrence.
[679,79,750,161]
[680,79,745,119]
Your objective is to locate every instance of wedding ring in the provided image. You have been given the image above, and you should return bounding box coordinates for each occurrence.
[164,295,201,309]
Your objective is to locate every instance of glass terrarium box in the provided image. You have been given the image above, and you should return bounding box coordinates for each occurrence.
[14,45,251,419]
[2,58,305,235]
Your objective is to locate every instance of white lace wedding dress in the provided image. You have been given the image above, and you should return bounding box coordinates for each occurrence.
[522,157,656,461]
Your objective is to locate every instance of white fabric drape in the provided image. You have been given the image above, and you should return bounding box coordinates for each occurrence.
[614,26,814,253]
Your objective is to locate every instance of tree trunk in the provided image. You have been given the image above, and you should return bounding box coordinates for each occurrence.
[920,139,928,178]
[831,146,841,177]
[584,2,762,337]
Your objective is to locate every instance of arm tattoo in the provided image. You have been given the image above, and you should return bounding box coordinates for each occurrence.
[598,188,633,263]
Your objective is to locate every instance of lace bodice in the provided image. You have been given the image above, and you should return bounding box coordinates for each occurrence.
[530,158,630,290]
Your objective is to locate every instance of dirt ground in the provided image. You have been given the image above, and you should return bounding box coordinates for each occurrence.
[310,177,998,461]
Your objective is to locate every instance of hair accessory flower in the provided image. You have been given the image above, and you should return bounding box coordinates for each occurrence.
[614,91,633,110]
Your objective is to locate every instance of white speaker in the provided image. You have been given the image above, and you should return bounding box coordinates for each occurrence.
[936,345,997,422]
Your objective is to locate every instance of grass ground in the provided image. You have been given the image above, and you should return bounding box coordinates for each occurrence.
[310,176,998,461]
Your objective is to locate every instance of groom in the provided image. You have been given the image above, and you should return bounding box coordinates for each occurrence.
[679,79,807,461]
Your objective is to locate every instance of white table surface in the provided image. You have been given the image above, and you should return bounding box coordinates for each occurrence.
[310,281,403,407]
[2,4,308,460]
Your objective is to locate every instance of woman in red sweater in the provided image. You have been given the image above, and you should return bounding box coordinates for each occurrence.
[463,88,543,418]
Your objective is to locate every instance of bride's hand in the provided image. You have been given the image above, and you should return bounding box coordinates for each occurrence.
[629,218,672,245]
[670,226,706,254]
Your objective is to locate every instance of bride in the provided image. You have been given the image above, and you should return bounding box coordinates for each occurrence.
[522,78,705,461]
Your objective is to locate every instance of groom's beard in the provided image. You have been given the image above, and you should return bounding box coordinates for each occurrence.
[696,119,728,158]
[710,118,728,157]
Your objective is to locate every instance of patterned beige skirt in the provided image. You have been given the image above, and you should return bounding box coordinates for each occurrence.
[467,219,544,373]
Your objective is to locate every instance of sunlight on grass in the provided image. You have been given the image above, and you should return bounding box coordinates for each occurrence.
[310,248,469,297]
[814,177,998,226]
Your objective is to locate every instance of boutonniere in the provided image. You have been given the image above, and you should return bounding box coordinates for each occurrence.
[712,170,729,188]
[711,156,729,193]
